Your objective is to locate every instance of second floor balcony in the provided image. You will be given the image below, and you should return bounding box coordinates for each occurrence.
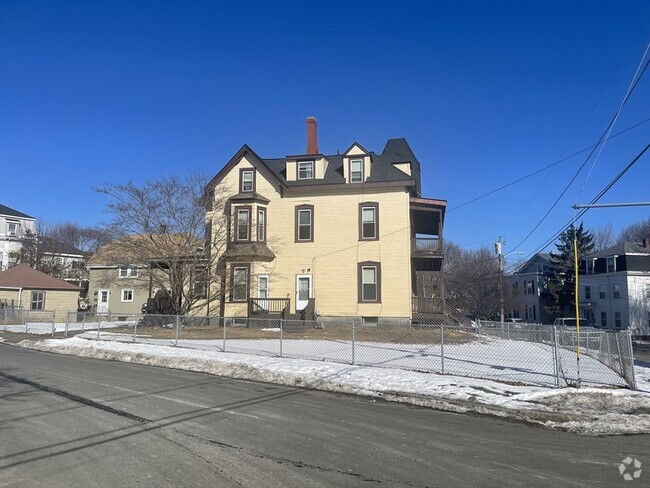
[411,237,443,257]
[410,197,446,259]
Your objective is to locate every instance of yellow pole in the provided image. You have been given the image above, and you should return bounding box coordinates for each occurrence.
[574,236,581,384]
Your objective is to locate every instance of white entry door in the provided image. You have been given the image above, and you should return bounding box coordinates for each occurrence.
[97,289,110,313]
[295,275,312,311]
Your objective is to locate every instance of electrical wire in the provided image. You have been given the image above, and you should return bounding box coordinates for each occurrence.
[518,142,650,263]
[508,45,650,254]
[447,117,650,213]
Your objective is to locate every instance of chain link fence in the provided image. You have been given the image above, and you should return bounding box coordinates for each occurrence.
[2,307,56,335]
[52,312,637,389]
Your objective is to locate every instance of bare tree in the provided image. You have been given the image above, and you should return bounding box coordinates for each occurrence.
[592,224,616,251]
[45,222,112,254]
[96,172,228,315]
[619,217,650,243]
[443,242,499,319]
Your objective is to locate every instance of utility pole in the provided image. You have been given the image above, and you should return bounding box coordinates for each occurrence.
[494,237,504,327]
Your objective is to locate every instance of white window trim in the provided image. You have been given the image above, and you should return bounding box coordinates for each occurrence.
[297,161,314,180]
[118,266,139,278]
[350,159,363,183]
[121,289,134,302]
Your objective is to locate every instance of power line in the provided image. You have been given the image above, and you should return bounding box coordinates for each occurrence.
[447,117,650,213]
[518,142,650,262]
[508,44,650,254]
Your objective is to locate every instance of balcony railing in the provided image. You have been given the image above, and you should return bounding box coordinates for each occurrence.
[411,238,442,255]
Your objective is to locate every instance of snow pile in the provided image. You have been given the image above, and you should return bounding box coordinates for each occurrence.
[16,336,650,436]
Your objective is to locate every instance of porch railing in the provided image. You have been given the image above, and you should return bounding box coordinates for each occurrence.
[249,298,290,316]
[412,297,443,314]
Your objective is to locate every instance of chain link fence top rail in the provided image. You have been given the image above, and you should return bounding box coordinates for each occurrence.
[11,312,637,389]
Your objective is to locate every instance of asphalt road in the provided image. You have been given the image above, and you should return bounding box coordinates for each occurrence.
[0,344,648,488]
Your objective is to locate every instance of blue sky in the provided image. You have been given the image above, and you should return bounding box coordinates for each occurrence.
[1,0,649,262]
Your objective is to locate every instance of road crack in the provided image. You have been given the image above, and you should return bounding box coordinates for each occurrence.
[176,429,427,487]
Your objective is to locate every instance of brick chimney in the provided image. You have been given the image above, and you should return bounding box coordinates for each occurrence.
[643,237,650,248]
[306,117,318,154]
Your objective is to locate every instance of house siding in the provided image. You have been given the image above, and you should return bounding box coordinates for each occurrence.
[0,288,78,322]
[211,153,414,320]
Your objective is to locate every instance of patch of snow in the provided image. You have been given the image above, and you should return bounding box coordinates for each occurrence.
[16,336,650,436]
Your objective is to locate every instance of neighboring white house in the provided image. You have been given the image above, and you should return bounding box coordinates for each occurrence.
[0,204,36,271]
[579,239,650,335]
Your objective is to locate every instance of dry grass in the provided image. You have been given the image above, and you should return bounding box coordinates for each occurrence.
[102,323,479,345]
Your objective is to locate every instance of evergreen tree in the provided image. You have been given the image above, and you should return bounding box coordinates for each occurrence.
[542,223,594,316]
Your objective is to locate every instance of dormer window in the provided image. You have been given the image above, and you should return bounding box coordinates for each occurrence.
[240,169,255,192]
[350,159,363,183]
[6,221,19,236]
[606,257,616,273]
[298,161,314,180]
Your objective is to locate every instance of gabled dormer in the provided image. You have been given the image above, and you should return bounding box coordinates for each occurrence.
[284,117,329,182]
[342,142,371,184]
[285,155,330,181]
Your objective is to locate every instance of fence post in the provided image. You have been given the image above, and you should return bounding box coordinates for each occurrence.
[175,315,180,346]
[97,316,101,340]
[440,324,445,375]
[351,320,355,365]
[223,318,227,352]
[133,316,138,342]
[552,326,561,388]
[25,311,29,334]
[3,307,6,331]
[626,329,637,389]
[82,312,86,332]
[65,312,69,337]
[279,318,283,358]
[51,312,55,337]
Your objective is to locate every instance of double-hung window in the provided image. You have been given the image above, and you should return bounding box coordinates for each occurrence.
[350,159,363,183]
[240,169,255,192]
[613,284,621,299]
[7,221,19,236]
[585,285,591,300]
[601,312,607,328]
[606,257,616,273]
[121,289,134,302]
[599,286,606,299]
[119,266,138,278]
[236,207,251,241]
[232,266,249,301]
[358,262,381,302]
[614,311,622,328]
[30,291,45,310]
[298,161,314,180]
[525,280,535,295]
[295,205,313,242]
[257,208,266,242]
[359,203,378,240]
